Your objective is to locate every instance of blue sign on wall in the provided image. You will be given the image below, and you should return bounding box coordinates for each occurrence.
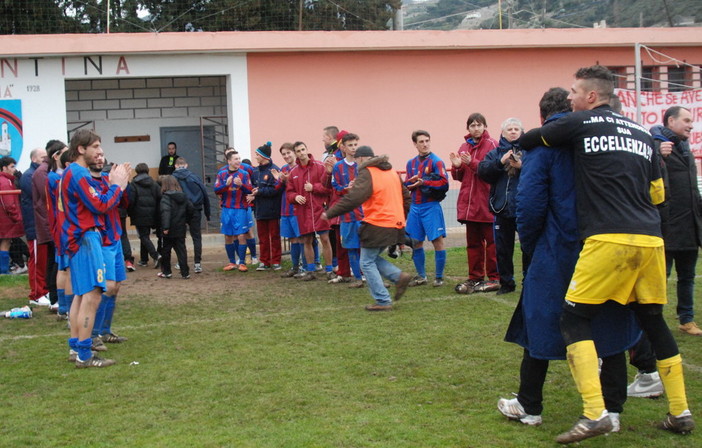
[0,99,23,160]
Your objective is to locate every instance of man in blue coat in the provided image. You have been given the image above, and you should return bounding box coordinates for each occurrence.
[499,87,641,433]
[173,157,211,273]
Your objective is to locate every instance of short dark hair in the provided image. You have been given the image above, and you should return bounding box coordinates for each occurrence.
[68,129,100,161]
[575,65,614,101]
[0,155,17,169]
[323,126,339,139]
[167,141,177,148]
[663,106,690,127]
[341,132,359,144]
[279,142,294,153]
[135,163,150,174]
[411,130,430,143]
[45,139,63,151]
[293,141,307,150]
[60,150,74,168]
[226,150,239,161]
[466,113,487,128]
[539,87,571,121]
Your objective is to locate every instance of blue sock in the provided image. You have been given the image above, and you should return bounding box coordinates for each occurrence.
[312,239,320,264]
[232,241,240,263]
[68,337,78,350]
[101,295,116,335]
[225,243,237,263]
[76,338,92,361]
[348,249,362,279]
[246,238,257,258]
[66,294,75,312]
[92,295,108,338]
[237,243,247,264]
[306,263,315,273]
[325,264,333,273]
[291,243,302,269]
[0,250,9,274]
[412,248,426,278]
[332,257,338,269]
[57,288,67,315]
[435,250,446,279]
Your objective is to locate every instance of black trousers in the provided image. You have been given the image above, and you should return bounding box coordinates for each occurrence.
[187,209,203,264]
[43,241,57,304]
[137,225,159,263]
[120,216,133,262]
[494,215,528,287]
[162,236,188,277]
[517,349,628,415]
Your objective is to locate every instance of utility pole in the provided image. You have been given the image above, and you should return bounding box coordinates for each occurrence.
[298,0,303,31]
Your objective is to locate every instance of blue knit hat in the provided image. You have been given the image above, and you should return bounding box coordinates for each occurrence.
[256,142,272,160]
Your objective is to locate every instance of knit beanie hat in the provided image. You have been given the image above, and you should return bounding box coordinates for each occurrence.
[256,142,272,160]
[355,146,374,158]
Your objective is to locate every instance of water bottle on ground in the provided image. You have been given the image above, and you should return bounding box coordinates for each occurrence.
[3,306,32,319]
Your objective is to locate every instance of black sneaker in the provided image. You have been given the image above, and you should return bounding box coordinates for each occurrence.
[660,410,695,434]
[137,260,148,267]
[75,355,116,368]
[496,284,516,295]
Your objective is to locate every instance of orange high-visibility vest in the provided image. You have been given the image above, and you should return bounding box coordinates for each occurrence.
[363,167,405,229]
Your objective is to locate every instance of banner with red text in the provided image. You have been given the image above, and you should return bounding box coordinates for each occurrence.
[615,88,702,157]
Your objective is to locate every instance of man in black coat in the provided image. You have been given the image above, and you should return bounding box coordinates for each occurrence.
[128,163,162,267]
[158,142,178,175]
[652,106,702,335]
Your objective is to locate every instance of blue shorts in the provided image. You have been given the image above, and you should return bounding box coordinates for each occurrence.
[406,201,446,242]
[221,207,251,236]
[102,240,126,283]
[56,253,70,271]
[340,220,361,249]
[68,231,107,296]
[246,208,255,228]
[280,215,301,239]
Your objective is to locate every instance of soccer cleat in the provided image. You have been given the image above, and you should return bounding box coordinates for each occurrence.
[194,263,202,273]
[315,263,324,272]
[272,264,282,271]
[101,333,128,343]
[328,275,351,284]
[660,410,695,434]
[455,279,480,294]
[394,272,412,301]
[238,264,248,272]
[281,268,299,278]
[56,313,69,322]
[408,276,427,287]
[497,397,543,426]
[365,304,392,311]
[29,294,51,307]
[137,260,148,267]
[433,278,444,287]
[293,270,308,279]
[75,355,116,368]
[678,322,702,336]
[609,412,620,433]
[347,280,365,289]
[299,271,316,282]
[326,271,338,281]
[556,411,612,444]
[68,349,96,363]
[474,280,500,292]
[256,263,270,271]
[157,272,172,279]
[222,263,238,272]
[627,371,664,398]
[125,260,136,272]
[91,337,108,352]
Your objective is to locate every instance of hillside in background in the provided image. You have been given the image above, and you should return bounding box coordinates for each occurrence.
[403,0,702,30]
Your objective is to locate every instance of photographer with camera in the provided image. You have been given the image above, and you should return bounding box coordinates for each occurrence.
[477,118,526,295]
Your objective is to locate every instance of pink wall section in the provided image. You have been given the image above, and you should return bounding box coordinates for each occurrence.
[247,45,702,170]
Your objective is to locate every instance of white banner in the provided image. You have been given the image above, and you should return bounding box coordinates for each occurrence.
[615,88,702,157]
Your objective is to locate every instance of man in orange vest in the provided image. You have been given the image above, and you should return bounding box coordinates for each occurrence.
[323,146,413,311]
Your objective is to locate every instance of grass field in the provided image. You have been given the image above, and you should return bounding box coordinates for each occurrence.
[1,247,701,447]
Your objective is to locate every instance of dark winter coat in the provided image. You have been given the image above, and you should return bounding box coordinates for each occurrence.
[172,167,211,220]
[0,171,23,238]
[31,162,52,244]
[451,129,497,223]
[160,191,193,239]
[158,153,178,176]
[477,136,522,219]
[650,125,702,251]
[251,162,283,221]
[19,161,39,240]
[127,173,161,228]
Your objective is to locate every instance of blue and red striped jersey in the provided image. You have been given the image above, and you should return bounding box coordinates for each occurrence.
[89,173,128,245]
[331,159,363,223]
[279,164,296,217]
[214,168,252,209]
[404,153,448,204]
[59,163,123,256]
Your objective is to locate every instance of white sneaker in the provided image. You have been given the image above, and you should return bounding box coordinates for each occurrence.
[11,265,28,275]
[49,303,59,313]
[497,397,543,426]
[175,263,180,270]
[194,263,202,273]
[251,257,259,265]
[29,294,51,307]
[627,371,664,398]
[608,412,620,433]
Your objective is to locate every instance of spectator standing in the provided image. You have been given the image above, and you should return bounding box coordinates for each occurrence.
[158,141,178,175]
[173,157,211,273]
[249,143,283,271]
[0,156,23,274]
[449,113,499,294]
[128,163,162,268]
[159,175,194,279]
